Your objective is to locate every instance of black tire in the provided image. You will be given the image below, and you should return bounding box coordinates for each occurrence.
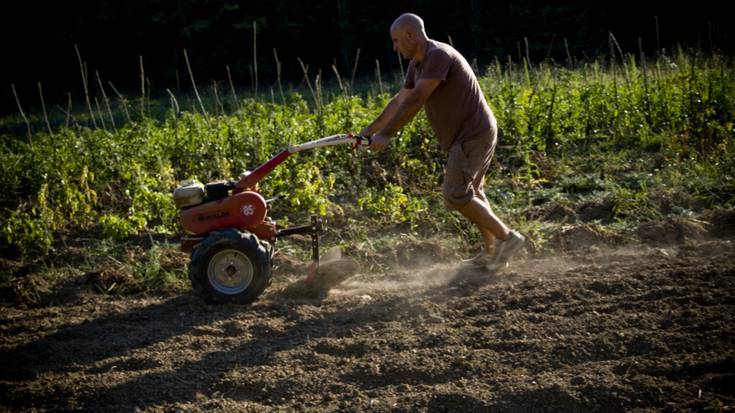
[189,229,273,305]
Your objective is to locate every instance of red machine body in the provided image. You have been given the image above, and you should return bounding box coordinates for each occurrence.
[181,190,272,238]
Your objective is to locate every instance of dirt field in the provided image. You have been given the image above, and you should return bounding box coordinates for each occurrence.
[1,232,734,412]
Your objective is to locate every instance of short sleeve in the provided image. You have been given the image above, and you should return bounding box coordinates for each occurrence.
[419,49,452,81]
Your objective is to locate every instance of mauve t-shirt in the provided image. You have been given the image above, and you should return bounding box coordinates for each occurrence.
[404,40,496,150]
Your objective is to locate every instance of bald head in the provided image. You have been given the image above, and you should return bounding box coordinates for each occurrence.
[390,13,429,60]
[391,13,426,37]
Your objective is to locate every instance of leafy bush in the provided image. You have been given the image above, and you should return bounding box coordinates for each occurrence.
[1,49,733,259]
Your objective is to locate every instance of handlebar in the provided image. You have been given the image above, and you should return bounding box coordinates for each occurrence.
[349,134,372,149]
[288,133,372,153]
[236,133,373,191]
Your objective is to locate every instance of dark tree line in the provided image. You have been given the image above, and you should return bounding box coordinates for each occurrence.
[3,0,731,116]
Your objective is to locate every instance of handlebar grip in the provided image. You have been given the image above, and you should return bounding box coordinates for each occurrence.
[349,134,372,148]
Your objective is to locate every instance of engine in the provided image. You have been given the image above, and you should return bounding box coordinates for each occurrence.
[173,177,268,236]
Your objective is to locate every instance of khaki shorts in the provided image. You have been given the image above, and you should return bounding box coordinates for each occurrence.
[442,130,497,208]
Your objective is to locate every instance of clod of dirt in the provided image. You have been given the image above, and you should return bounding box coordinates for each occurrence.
[577,199,614,222]
[278,257,360,300]
[83,258,136,293]
[543,204,578,223]
[156,249,190,273]
[553,224,622,251]
[707,209,735,237]
[635,217,709,245]
[0,271,86,308]
[0,274,51,308]
[0,257,25,278]
[271,254,306,276]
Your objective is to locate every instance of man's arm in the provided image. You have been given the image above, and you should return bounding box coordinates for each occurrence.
[380,78,440,136]
[360,87,412,136]
[370,78,441,151]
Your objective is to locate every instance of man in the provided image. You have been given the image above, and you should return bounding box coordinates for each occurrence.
[360,13,525,271]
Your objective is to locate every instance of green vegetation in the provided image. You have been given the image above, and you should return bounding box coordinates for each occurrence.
[1,48,733,300]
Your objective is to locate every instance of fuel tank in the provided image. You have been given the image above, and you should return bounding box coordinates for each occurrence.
[180,191,267,236]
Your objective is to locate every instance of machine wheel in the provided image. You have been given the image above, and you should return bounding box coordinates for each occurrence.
[189,229,272,305]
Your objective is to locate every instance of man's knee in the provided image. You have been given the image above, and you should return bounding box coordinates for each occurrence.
[443,185,472,211]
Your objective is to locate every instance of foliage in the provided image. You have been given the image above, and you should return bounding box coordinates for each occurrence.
[1,49,733,260]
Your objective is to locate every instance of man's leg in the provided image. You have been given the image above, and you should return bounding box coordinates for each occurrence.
[444,136,524,268]
[452,194,525,269]
[476,188,501,254]
[444,138,508,255]
[464,175,525,267]
[480,228,497,255]
[455,165,510,253]
[455,196,509,248]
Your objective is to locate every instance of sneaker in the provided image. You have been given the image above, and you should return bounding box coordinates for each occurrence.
[487,231,526,270]
[461,251,494,268]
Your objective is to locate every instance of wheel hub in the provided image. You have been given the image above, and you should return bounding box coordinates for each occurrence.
[207,249,254,295]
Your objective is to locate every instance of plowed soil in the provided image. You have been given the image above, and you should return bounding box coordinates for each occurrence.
[1,237,734,412]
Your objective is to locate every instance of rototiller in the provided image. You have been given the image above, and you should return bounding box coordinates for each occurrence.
[172,134,370,304]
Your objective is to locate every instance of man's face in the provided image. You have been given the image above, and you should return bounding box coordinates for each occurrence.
[391,27,413,59]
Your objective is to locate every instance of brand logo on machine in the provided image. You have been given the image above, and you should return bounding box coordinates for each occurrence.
[197,210,230,222]
[241,204,254,216]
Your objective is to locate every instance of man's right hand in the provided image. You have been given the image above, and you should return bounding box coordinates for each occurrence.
[359,126,373,138]
[370,133,390,152]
